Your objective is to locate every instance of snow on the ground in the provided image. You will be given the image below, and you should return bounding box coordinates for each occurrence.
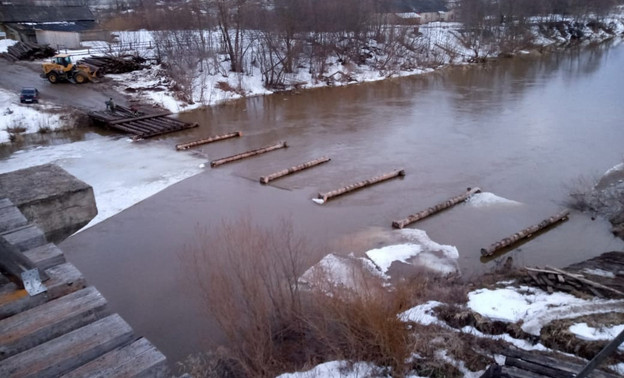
[0,89,66,144]
[365,229,459,276]
[0,136,204,228]
[468,285,624,335]
[466,192,522,207]
[0,39,17,53]
[299,253,385,291]
[605,162,624,176]
[582,268,616,278]
[399,300,444,326]
[569,323,624,346]
[276,361,381,378]
[436,350,484,378]
[366,243,423,274]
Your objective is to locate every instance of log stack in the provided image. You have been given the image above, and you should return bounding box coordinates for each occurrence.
[522,266,624,298]
[1,42,56,62]
[78,55,147,74]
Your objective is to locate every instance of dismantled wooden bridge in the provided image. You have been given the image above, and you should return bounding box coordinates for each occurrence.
[88,105,197,139]
[0,198,169,377]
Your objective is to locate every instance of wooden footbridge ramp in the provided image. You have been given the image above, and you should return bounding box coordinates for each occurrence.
[88,105,198,140]
[0,198,169,377]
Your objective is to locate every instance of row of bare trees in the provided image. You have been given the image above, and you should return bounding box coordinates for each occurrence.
[133,0,623,100]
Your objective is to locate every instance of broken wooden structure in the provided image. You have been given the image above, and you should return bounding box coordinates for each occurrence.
[317,169,405,203]
[78,55,147,75]
[481,347,622,378]
[0,199,169,377]
[480,210,570,257]
[523,265,624,299]
[392,187,481,229]
[1,41,56,62]
[88,105,198,139]
[210,141,288,167]
[176,131,242,151]
[260,157,331,184]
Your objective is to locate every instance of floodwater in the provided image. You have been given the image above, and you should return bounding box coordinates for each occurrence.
[60,42,624,366]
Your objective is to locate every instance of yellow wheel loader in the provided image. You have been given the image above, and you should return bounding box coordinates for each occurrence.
[41,54,101,84]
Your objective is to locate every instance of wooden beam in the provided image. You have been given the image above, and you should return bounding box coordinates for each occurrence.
[210,141,288,167]
[317,169,405,203]
[176,131,242,151]
[108,112,172,125]
[480,210,570,257]
[260,157,331,184]
[544,266,624,297]
[61,338,169,378]
[392,187,481,229]
[0,314,133,378]
[0,236,49,288]
[0,287,108,361]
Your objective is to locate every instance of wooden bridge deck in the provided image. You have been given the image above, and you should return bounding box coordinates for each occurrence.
[88,105,198,140]
[0,199,169,377]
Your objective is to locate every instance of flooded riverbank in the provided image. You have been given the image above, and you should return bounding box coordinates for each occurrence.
[54,42,624,365]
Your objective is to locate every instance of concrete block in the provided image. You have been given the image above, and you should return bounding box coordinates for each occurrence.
[0,164,97,243]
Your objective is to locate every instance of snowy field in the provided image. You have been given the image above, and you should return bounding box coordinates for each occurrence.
[0,136,204,228]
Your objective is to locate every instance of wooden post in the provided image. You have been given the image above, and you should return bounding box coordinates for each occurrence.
[576,329,624,378]
[392,187,481,229]
[260,157,331,184]
[480,210,570,257]
[317,169,405,203]
[176,131,242,151]
[210,141,288,168]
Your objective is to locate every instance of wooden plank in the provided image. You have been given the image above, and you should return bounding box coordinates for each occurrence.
[176,131,242,150]
[392,187,481,228]
[317,169,406,203]
[1,225,47,252]
[0,263,86,320]
[0,236,49,288]
[502,365,551,378]
[108,112,172,125]
[0,198,15,210]
[480,210,570,257]
[0,287,108,360]
[506,357,574,378]
[545,266,624,297]
[0,314,134,378]
[260,157,331,184]
[503,349,622,378]
[0,205,28,233]
[23,243,65,272]
[211,141,288,167]
[61,338,169,378]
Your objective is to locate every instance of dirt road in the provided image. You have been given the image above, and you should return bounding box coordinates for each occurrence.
[1,60,128,111]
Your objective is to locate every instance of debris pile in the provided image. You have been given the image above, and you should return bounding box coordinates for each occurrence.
[1,42,56,62]
[78,55,147,74]
[522,265,624,299]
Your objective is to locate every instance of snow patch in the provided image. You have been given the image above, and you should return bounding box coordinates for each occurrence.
[0,39,17,53]
[366,243,422,274]
[276,360,379,378]
[399,300,444,326]
[582,268,616,278]
[605,162,624,176]
[466,192,522,207]
[468,286,624,335]
[312,198,325,205]
[0,137,204,229]
[569,323,624,348]
[300,253,386,291]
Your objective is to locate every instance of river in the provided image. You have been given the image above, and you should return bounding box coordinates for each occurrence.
[54,42,624,366]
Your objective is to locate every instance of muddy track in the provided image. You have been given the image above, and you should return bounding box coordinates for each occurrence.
[1,60,128,112]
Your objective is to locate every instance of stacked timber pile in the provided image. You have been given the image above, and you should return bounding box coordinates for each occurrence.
[1,41,56,62]
[522,265,624,299]
[78,55,147,74]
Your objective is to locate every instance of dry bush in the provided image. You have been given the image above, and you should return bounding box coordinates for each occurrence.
[182,217,497,377]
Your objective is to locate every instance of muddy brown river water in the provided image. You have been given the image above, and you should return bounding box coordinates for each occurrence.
[60,42,624,366]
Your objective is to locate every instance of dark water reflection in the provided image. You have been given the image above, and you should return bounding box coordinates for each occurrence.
[61,42,624,366]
